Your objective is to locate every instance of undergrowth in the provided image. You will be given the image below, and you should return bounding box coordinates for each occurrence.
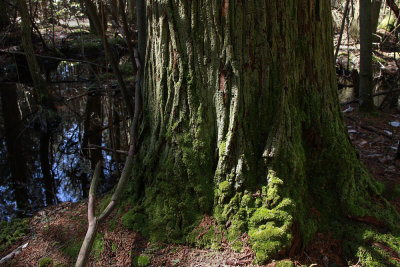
[0,218,29,254]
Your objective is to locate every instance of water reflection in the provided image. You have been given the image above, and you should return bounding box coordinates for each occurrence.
[0,60,125,220]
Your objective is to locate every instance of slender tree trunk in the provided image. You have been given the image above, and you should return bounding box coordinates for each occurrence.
[84,0,135,116]
[0,83,30,215]
[371,0,382,34]
[17,0,54,109]
[360,0,374,111]
[82,85,103,197]
[130,0,400,264]
[40,131,55,205]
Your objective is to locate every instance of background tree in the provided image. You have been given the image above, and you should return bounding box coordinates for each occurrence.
[371,0,382,34]
[359,0,374,111]
[128,0,400,264]
[0,83,30,215]
[0,0,10,30]
[17,0,58,205]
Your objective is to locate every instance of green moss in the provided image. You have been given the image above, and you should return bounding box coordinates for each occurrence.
[129,103,215,243]
[372,54,387,64]
[119,62,135,76]
[378,14,397,31]
[99,193,112,214]
[274,260,294,267]
[91,233,104,259]
[111,243,118,253]
[330,218,400,267]
[0,218,29,253]
[38,257,53,267]
[62,239,83,259]
[108,218,118,232]
[132,254,151,267]
[390,185,400,200]
[214,169,296,263]
[217,181,231,204]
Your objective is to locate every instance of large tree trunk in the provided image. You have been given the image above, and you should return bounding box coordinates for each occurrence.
[0,83,30,215]
[131,0,400,264]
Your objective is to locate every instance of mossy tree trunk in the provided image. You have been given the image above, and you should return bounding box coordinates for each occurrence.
[130,0,400,264]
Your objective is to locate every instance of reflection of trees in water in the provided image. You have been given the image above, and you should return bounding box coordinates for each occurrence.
[0,61,127,220]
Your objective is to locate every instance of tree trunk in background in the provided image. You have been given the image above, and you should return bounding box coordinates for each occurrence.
[127,0,136,23]
[17,0,59,206]
[40,131,55,205]
[371,0,382,34]
[360,0,374,111]
[82,86,103,197]
[17,0,54,109]
[349,0,382,39]
[0,83,30,215]
[0,0,10,30]
[129,0,400,264]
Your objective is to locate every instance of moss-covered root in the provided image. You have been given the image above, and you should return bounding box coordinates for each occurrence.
[212,170,295,263]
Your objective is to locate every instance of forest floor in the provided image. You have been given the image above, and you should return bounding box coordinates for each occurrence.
[1,106,399,267]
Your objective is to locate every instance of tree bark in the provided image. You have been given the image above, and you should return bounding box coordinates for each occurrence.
[131,0,400,264]
[0,83,30,215]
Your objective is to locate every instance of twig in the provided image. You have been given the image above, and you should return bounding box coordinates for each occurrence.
[0,49,106,68]
[86,144,128,155]
[360,124,393,138]
[65,89,107,102]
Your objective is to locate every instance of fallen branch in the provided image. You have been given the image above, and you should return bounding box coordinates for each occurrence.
[360,124,393,139]
[340,88,400,105]
[0,242,29,264]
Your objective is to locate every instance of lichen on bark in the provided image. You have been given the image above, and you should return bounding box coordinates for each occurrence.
[127,0,400,264]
